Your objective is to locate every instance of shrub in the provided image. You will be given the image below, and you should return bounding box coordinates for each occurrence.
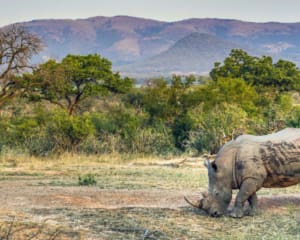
[188,103,248,154]
[45,110,96,153]
[1,109,97,156]
[172,113,194,151]
[129,125,176,155]
[78,173,97,186]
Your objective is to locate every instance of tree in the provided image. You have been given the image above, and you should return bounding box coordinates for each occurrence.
[193,77,258,114]
[0,24,42,106]
[29,54,133,115]
[210,49,300,92]
[136,75,196,123]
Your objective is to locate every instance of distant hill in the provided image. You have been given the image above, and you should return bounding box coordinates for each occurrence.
[5,16,300,78]
[118,32,247,77]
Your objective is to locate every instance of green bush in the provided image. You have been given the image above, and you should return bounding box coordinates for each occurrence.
[78,173,97,186]
[0,109,97,156]
[285,106,300,128]
[90,110,176,155]
[188,103,248,154]
[79,133,124,154]
[7,117,40,146]
[130,125,176,155]
[45,110,96,153]
[172,113,194,151]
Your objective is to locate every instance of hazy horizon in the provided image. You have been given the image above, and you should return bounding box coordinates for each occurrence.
[1,0,300,27]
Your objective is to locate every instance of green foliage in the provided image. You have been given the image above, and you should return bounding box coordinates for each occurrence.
[29,54,133,115]
[90,109,175,155]
[0,50,299,157]
[172,113,194,150]
[91,107,143,139]
[133,75,196,123]
[130,126,176,155]
[0,108,96,156]
[78,173,97,186]
[46,110,96,152]
[188,103,248,154]
[286,105,300,128]
[199,77,258,113]
[8,117,40,144]
[210,49,300,92]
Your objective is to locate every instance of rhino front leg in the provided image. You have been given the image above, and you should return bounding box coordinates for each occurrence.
[243,192,258,216]
[247,192,258,216]
[230,178,261,218]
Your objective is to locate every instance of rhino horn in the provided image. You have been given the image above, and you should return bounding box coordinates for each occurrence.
[184,196,203,209]
[202,191,209,198]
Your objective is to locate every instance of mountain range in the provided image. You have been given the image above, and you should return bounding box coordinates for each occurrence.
[8,16,300,79]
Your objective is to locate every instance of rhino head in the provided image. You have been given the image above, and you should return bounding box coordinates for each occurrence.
[184,191,227,217]
[185,158,233,217]
[205,158,233,216]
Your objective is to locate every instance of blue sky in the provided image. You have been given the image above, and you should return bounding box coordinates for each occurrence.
[1,0,300,27]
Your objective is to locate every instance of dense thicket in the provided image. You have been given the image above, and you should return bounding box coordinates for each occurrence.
[1,41,300,156]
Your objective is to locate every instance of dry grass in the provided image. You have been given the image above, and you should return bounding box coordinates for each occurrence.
[0,217,82,240]
[0,153,299,239]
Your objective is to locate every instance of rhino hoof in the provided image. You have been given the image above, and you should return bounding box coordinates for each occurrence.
[229,208,244,218]
[244,207,259,216]
[243,207,255,216]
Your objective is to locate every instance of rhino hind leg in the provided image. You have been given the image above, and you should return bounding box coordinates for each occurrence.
[230,179,262,218]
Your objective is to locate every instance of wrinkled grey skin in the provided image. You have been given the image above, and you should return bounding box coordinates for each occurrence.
[186,128,300,218]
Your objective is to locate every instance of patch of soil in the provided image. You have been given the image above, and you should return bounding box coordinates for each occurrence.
[258,194,300,213]
[0,179,299,212]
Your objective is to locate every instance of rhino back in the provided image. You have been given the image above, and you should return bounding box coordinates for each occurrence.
[258,138,300,187]
[234,133,300,188]
[235,128,300,143]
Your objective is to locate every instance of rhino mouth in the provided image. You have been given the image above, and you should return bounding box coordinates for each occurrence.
[184,196,224,217]
[210,211,221,217]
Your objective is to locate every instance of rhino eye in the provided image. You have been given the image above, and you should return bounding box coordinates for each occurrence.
[211,162,217,172]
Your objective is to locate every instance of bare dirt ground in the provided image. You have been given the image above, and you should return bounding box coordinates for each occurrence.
[0,179,300,211]
[0,158,299,239]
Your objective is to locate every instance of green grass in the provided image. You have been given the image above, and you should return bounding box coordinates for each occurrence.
[24,166,205,190]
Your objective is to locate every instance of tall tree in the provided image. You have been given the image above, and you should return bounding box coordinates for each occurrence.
[210,49,300,92]
[0,24,42,106]
[30,54,133,115]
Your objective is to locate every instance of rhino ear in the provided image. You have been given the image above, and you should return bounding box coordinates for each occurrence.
[204,159,210,168]
[205,159,217,173]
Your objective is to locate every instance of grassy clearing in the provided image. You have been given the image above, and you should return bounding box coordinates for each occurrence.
[0,154,299,239]
[1,154,297,194]
[0,154,207,190]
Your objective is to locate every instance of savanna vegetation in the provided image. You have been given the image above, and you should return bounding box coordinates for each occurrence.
[1,26,300,158]
[0,25,300,240]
